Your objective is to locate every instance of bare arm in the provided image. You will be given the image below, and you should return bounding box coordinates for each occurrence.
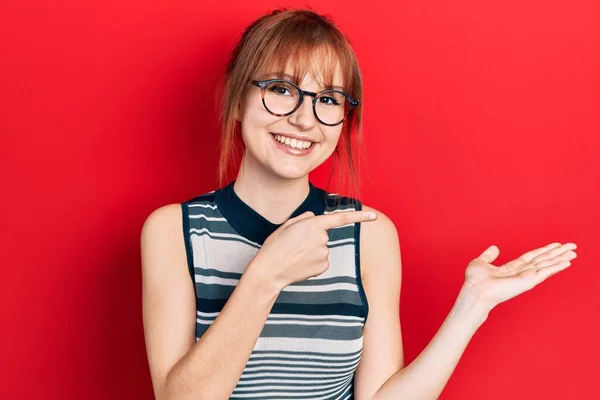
[354,206,577,400]
[353,207,405,399]
[354,206,487,400]
[371,288,488,400]
[375,241,577,400]
[141,204,279,400]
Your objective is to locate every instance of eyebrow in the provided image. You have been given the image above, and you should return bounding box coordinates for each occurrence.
[265,72,346,91]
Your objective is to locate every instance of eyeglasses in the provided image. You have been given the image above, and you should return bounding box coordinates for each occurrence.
[250,79,359,126]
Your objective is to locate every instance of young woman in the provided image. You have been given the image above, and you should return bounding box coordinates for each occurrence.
[141,9,578,400]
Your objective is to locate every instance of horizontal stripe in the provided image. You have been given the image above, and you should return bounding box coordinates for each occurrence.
[193,269,358,287]
[282,283,357,293]
[291,276,357,287]
[233,379,352,396]
[249,349,362,361]
[193,268,241,280]
[263,320,363,327]
[187,207,223,219]
[266,313,364,322]
[238,369,355,380]
[194,275,239,286]
[195,301,365,318]
[189,214,227,222]
[238,369,356,381]
[196,299,366,318]
[193,279,361,295]
[254,336,363,354]
[195,284,362,305]
[187,202,217,209]
[196,310,219,317]
[327,238,355,247]
[324,206,358,212]
[197,319,363,340]
[237,372,353,386]
[330,223,354,230]
[197,312,364,324]
[191,226,353,249]
[194,275,359,292]
[235,375,349,387]
[190,228,261,248]
[232,375,353,399]
[242,363,359,374]
[245,357,361,368]
[197,311,364,324]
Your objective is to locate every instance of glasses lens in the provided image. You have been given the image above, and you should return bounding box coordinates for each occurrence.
[315,91,350,125]
[263,81,300,115]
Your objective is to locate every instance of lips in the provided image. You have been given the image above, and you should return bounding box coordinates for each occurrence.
[269,132,317,143]
[271,133,315,150]
[269,132,316,156]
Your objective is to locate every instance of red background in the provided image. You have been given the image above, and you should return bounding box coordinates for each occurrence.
[2,0,599,398]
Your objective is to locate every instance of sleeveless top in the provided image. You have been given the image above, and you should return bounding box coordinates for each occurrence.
[181,180,369,400]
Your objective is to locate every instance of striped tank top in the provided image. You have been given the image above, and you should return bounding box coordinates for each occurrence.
[181,180,369,400]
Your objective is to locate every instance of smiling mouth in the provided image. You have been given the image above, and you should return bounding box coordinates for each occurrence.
[269,133,316,150]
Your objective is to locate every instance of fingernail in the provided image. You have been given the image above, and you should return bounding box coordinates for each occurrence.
[369,212,376,220]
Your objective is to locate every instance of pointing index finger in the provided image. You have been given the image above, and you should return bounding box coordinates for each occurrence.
[314,210,377,230]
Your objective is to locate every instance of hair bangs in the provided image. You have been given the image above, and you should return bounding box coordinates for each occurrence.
[253,26,358,96]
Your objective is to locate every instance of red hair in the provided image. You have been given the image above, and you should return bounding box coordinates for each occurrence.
[216,8,364,200]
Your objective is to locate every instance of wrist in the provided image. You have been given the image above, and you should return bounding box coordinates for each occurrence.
[242,260,283,301]
[450,282,494,328]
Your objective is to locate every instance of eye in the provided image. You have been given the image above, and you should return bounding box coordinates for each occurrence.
[270,85,289,95]
[318,95,341,106]
[266,82,297,96]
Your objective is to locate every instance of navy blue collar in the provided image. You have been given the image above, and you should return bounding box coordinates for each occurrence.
[214,180,327,245]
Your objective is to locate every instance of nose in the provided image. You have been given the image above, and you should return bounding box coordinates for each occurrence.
[287,95,316,130]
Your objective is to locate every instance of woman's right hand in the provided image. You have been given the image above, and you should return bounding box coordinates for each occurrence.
[246,209,377,295]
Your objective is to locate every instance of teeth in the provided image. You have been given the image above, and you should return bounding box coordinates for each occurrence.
[275,134,312,150]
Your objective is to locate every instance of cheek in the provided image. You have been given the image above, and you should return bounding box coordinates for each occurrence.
[312,127,343,161]
[324,126,344,146]
[240,97,277,135]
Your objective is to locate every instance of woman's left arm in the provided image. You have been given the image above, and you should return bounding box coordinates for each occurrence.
[353,206,577,400]
[352,206,404,399]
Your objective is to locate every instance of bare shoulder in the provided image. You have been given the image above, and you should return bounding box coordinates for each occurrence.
[141,204,184,247]
[140,202,191,292]
[360,205,398,240]
[140,203,190,289]
[358,205,402,281]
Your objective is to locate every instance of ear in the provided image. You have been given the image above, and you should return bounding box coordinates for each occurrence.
[234,101,243,122]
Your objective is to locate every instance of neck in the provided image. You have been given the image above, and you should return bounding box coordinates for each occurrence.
[233,153,311,225]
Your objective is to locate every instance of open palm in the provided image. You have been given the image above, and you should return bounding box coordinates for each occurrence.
[465,242,578,309]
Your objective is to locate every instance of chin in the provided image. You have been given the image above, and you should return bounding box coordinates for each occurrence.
[268,162,314,180]
[272,167,311,180]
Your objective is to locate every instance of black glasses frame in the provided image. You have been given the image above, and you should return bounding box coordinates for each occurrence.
[251,79,359,127]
